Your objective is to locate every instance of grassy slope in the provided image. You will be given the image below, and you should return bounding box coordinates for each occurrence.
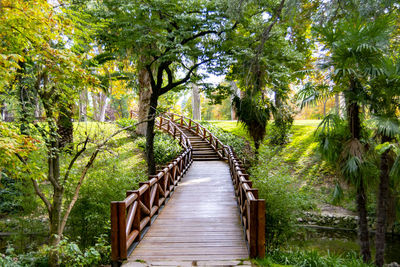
[209,120,356,212]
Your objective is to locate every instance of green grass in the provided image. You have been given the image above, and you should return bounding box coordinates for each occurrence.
[204,120,250,140]
[206,120,344,210]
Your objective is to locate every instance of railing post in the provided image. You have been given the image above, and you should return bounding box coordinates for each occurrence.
[159,117,163,129]
[257,200,266,258]
[249,199,266,258]
[117,202,127,260]
[249,199,258,258]
[111,202,120,263]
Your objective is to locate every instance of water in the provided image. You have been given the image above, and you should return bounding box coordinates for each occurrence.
[291,226,400,263]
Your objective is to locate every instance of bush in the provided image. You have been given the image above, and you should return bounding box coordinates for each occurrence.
[250,146,314,249]
[0,172,22,215]
[66,136,147,248]
[137,131,181,165]
[200,122,252,163]
[116,118,138,135]
[0,235,110,266]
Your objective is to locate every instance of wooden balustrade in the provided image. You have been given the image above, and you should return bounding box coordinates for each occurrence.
[167,113,228,160]
[111,116,193,264]
[166,113,266,258]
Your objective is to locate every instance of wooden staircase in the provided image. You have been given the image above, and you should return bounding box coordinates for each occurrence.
[180,128,220,161]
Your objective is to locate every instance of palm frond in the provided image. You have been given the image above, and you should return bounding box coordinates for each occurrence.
[370,116,400,138]
[316,113,342,137]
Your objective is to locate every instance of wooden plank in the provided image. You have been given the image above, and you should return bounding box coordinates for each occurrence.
[127,161,248,263]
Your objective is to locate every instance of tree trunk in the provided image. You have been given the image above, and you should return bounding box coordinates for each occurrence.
[323,99,327,117]
[356,180,371,263]
[34,95,41,118]
[191,83,201,120]
[1,101,7,121]
[48,151,63,267]
[335,93,340,116]
[145,93,159,175]
[230,81,239,120]
[79,89,88,122]
[57,103,73,150]
[375,135,392,267]
[348,78,371,263]
[136,58,152,135]
[99,92,109,122]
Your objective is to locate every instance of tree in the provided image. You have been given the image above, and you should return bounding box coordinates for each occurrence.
[191,83,201,120]
[0,1,114,266]
[312,7,395,262]
[227,0,313,148]
[368,56,400,267]
[94,0,237,174]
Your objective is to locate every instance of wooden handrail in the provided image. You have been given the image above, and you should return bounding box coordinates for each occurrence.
[166,113,228,160]
[166,113,266,258]
[111,115,193,264]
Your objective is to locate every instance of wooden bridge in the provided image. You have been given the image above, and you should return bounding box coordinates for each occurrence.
[111,114,265,266]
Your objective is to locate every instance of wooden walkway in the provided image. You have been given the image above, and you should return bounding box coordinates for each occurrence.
[124,161,248,265]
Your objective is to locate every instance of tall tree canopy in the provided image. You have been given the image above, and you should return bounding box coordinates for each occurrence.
[90,0,237,173]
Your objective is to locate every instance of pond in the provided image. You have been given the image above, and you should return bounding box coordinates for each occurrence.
[291,226,400,263]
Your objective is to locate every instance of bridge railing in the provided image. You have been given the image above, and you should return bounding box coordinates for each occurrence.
[111,115,193,264]
[167,113,227,160]
[166,113,266,258]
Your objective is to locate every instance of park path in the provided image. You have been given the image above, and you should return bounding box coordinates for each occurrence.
[123,159,250,266]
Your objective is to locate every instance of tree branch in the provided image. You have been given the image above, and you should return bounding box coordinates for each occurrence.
[63,137,89,184]
[59,119,156,233]
[159,58,213,95]
[165,65,173,85]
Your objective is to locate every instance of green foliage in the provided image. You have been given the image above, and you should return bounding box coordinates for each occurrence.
[251,155,314,249]
[0,172,22,215]
[256,250,374,267]
[0,235,110,266]
[116,118,138,134]
[137,132,181,165]
[232,94,270,151]
[270,103,295,145]
[201,121,251,163]
[66,123,147,247]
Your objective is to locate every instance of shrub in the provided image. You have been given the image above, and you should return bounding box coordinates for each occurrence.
[66,136,147,248]
[116,118,138,135]
[0,172,22,215]
[250,145,315,249]
[0,235,110,266]
[200,122,252,163]
[137,131,181,165]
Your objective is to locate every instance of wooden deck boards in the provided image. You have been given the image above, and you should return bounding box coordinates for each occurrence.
[125,161,248,264]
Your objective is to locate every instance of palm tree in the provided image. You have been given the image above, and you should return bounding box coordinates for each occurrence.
[312,12,393,262]
[368,57,400,267]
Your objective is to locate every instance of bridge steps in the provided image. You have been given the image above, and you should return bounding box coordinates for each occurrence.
[180,128,221,161]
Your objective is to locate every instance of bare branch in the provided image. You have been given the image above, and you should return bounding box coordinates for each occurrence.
[159,58,213,95]
[31,178,52,214]
[60,149,99,233]
[59,118,156,233]
[63,137,89,184]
